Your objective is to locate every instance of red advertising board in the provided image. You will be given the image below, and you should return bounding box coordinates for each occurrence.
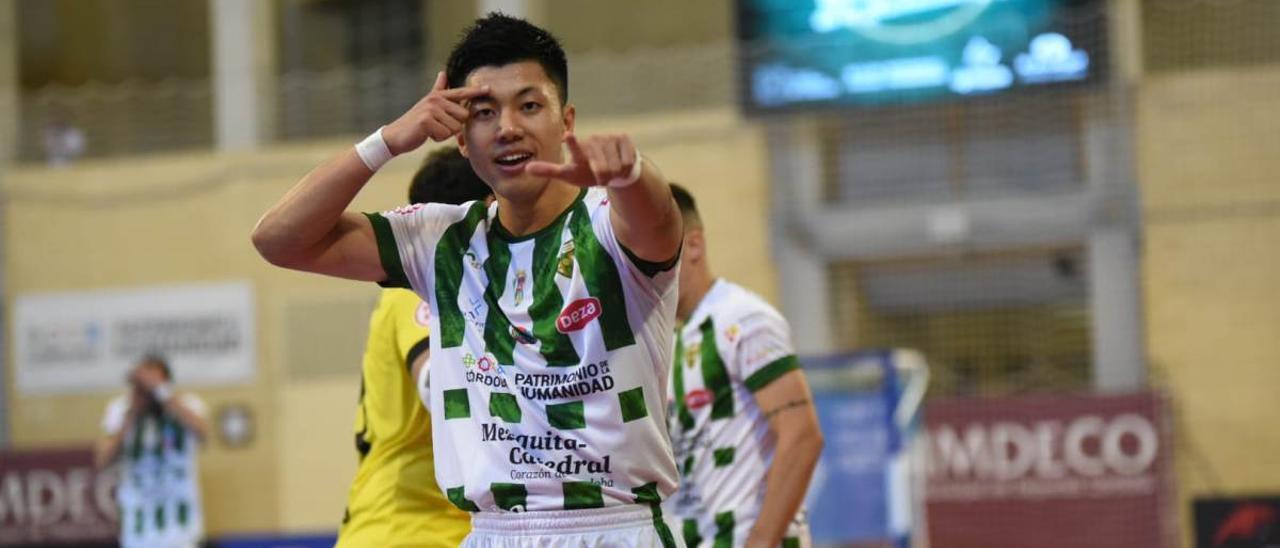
[0,447,118,546]
[924,392,1174,548]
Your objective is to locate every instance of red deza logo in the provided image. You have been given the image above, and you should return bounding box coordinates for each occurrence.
[685,388,712,410]
[556,298,601,333]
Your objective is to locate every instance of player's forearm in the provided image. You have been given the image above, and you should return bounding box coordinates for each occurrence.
[748,427,824,547]
[252,148,374,268]
[608,157,682,263]
[94,433,125,469]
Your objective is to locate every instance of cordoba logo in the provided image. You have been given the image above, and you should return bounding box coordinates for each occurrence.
[556,298,601,334]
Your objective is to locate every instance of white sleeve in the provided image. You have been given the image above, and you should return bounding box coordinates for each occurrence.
[733,311,800,393]
[366,201,481,298]
[587,189,679,296]
[101,396,130,435]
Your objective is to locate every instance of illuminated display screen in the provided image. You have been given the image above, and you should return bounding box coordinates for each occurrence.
[737,0,1107,111]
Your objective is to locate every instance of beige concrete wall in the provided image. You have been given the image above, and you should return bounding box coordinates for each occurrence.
[1138,65,1280,546]
[3,107,773,534]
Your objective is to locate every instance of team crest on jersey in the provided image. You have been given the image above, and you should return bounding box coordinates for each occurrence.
[684,342,700,369]
[464,251,482,270]
[510,324,537,345]
[685,388,712,410]
[414,301,430,327]
[556,297,601,333]
[513,269,528,306]
[556,241,576,278]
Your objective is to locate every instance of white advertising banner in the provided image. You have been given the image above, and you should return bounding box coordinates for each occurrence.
[13,281,256,395]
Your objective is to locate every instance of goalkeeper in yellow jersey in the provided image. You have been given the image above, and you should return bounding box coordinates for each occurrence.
[337,146,491,547]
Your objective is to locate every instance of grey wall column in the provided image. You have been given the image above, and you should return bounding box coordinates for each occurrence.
[0,0,18,165]
[1087,224,1145,391]
[1083,115,1146,392]
[1085,0,1146,392]
[210,0,277,151]
[0,0,14,445]
[769,120,835,355]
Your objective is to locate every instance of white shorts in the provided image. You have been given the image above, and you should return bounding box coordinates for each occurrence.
[464,505,684,548]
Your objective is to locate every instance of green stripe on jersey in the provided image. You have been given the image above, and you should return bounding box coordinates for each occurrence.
[491,482,528,511]
[530,214,580,366]
[443,389,471,419]
[633,483,678,548]
[563,481,604,509]
[683,519,703,548]
[171,416,186,453]
[713,447,735,467]
[446,487,480,512]
[672,330,694,430]
[713,511,735,548]
[745,355,800,393]
[481,232,516,364]
[364,212,411,289]
[128,415,145,461]
[700,319,734,420]
[569,201,634,350]
[547,401,586,430]
[618,387,649,422]
[782,537,801,548]
[434,202,488,347]
[488,392,522,423]
[153,417,167,458]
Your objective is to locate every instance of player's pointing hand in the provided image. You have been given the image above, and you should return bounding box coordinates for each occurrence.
[525,133,641,188]
[382,71,489,155]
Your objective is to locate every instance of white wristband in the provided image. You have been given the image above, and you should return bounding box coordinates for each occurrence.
[355,127,395,172]
[606,153,644,189]
[152,383,174,404]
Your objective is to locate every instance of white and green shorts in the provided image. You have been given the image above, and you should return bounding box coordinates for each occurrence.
[464,505,683,548]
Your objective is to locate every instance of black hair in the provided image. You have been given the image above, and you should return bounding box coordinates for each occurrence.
[408,146,492,205]
[446,12,569,104]
[139,353,173,381]
[669,183,702,229]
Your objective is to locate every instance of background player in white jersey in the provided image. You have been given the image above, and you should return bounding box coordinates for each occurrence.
[95,355,209,548]
[665,184,824,548]
[251,13,684,547]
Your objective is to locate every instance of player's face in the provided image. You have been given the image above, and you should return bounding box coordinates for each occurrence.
[457,61,575,198]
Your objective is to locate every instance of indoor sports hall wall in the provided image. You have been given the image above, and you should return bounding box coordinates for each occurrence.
[2,107,773,536]
[6,1,1280,546]
[1138,63,1280,543]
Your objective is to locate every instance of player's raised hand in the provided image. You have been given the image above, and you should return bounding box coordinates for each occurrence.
[525,133,641,188]
[382,71,489,155]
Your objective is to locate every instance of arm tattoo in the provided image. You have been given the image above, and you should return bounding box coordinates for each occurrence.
[763,398,811,420]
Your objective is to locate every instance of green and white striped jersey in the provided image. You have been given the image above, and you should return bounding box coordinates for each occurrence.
[665,279,808,547]
[368,188,680,515]
[102,394,206,548]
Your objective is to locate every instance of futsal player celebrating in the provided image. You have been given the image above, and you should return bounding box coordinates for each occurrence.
[665,185,824,548]
[253,13,683,547]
